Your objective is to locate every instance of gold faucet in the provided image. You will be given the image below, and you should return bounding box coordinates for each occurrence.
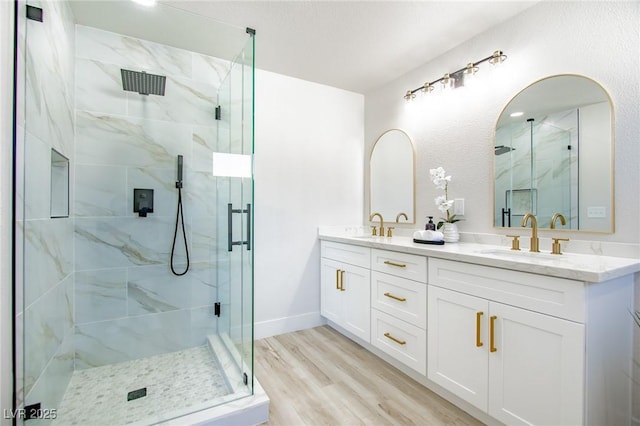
[550,213,566,229]
[395,212,408,223]
[521,213,540,252]
[370,212,384,236]
[550,213,569,254]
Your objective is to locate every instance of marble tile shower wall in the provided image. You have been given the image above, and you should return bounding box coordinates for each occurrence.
[19,0,76,417]
[494,109,578,228]
[73,26,232,369]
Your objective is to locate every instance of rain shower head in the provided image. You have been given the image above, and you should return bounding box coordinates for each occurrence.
[495,145,515,156]
[120,69,166,96]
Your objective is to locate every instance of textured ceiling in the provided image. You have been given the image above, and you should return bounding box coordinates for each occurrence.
[74,1,538,94]
[164,1,537,93]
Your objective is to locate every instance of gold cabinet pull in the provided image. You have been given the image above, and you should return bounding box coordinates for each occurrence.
[490,315,497,353]
[384,292,406,302]
[335,269,341,290]
[476,311,484,347]
[340,270,345,291]
[383,260,407,268]
[384,332,406,345]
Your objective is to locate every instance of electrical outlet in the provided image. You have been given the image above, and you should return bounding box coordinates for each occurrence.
[587,206,606,218]
[454,198,465,216]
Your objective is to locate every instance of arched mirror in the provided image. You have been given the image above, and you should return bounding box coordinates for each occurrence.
[370,129,415,224]
[494,75,613,232]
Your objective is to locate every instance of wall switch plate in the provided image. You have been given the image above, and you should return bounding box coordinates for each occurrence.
[454,198,464,216]
[587,206,606,218]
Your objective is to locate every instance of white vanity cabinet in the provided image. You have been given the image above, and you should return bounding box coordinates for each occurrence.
[320,241,371,342]
[318,234,637,426]
[428,285,583,425]
[427,257,633,426]
[370,249,428,374]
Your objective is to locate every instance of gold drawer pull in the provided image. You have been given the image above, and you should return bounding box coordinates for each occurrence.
[490,315,497,353]
[476,311,484,347]
[384,332,406,345]
[384,292,406,302]
[335,269,341,290]
[383,260,407,268]
[340,270,345,291]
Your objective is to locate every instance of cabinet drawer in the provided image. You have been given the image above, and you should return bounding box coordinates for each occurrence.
[321,240,370,268]
[371,309,426,375]
[371,271,426,329]
[429,258,585,322]
[371,249,427,283]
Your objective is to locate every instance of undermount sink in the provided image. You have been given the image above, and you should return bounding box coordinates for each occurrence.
[350,234,380,239]
[477,248,565,260]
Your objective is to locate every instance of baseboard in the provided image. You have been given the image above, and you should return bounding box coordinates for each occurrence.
[254,311,325,340]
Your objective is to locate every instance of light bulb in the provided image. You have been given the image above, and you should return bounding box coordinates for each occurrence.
[404,90,416,101]
[489,50,507,65]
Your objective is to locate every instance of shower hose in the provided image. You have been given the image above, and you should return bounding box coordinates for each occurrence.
[170,185,189,276]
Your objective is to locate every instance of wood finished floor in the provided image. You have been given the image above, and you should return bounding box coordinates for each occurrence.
[255,326,484,426]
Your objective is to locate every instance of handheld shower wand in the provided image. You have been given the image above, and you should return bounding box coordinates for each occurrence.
[176,155,183,188]
[171,155,189,276]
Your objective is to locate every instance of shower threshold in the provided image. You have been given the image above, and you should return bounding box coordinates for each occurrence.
[52,334,268,425]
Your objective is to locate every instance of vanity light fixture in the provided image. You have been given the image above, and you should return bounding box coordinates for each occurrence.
[404,50,507,100]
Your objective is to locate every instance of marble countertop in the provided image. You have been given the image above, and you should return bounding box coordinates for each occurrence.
[318,229,640,283]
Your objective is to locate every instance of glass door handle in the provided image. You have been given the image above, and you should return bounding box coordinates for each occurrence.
[228,203,252,252]
[501,208,511,227]
[246,203,251,251]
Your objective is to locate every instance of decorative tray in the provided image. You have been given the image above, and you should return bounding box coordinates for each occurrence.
[413,238,445,245]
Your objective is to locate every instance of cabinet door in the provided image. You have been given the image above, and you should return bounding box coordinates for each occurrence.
[320,258,343,324]
[428,286,489,411]
[342,264,371,342]
[488,302,584,426]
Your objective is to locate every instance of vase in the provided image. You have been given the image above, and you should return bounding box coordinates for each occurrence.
[442,222,460,243]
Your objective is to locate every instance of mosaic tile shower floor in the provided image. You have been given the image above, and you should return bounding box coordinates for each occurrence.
[53,345,232,425]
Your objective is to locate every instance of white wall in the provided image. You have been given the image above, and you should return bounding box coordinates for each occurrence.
[0,1,14,423]
[365,1,639,246]
[254,69,364,338]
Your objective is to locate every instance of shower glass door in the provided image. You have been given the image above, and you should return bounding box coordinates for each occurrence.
[496,114,577,229]
[531,121,574,228]
[215,33,255,395]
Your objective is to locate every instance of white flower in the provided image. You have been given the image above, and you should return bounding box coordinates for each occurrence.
[429,167,451,190]
[435,195,454,213]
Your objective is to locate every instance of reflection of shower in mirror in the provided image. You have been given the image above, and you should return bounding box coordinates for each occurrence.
[494,145,515,156]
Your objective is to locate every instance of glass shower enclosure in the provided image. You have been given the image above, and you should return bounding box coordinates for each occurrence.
[14,1,255,424]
